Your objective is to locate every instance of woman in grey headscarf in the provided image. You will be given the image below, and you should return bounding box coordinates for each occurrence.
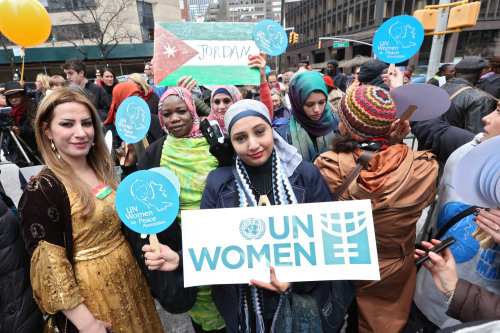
[143,99,347,333]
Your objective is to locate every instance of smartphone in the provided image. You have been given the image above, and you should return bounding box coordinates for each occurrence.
[415,237,456,266]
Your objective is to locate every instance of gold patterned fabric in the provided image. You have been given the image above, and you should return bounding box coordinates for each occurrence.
[30,189,163,332]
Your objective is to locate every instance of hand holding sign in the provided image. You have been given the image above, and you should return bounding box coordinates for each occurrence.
[143,243,180,271]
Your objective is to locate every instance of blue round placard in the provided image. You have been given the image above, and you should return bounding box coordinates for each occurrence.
[373,15,424,63]
[115,96,151,143]
[150,167,181,196]
[116,170,180,234]
[253,19,288,56]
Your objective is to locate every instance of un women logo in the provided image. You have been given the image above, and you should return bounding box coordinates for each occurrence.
[320,211,371,265]
[239,218,266,240]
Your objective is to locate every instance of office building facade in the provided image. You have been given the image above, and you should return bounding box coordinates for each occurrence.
[283,0,500,72]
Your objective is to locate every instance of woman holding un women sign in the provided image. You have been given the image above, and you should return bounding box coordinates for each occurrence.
[143,99,353,332]
[18,88,163,332]
[121,52,271,333]
[314,85,439,333]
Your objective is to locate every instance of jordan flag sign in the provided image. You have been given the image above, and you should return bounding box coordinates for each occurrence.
[154,22,261,86]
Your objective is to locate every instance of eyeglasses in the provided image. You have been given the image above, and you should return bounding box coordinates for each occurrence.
[144,67,151,71]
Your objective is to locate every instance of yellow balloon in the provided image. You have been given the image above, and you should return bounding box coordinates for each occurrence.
[0,0,51,47]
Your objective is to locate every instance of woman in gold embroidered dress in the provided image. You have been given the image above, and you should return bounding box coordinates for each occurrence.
[18,88,163,333]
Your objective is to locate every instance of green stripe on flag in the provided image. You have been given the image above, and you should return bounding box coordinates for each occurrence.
[157,66,260,86]
[157,22,256,41]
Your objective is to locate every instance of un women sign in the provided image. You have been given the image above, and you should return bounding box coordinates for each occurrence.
[181,200,380,287]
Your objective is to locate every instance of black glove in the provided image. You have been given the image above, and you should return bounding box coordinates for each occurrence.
[209,136,235,167]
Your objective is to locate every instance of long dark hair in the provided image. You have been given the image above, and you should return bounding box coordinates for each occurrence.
[6,92,36,125]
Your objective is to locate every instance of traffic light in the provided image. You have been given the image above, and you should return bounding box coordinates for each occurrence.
[413,9,439,32]
[318,41,322,49]
[289,32,294,43]
[293,33,299,44]
[447,2,481,30]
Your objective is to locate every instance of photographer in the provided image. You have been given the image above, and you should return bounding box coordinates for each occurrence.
[3,82,41,169]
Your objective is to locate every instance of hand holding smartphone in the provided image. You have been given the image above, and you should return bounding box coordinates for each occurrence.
[415,237,456,266]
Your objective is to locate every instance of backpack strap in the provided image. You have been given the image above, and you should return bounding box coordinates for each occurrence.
[472,86,500,102]
[435,205,479,240]
[333,150,375,201]
[449,86,472,100]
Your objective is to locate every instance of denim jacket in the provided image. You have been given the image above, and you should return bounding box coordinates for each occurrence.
[200,161,354,332]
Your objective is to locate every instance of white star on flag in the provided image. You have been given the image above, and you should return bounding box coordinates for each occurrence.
[163,44,177,58]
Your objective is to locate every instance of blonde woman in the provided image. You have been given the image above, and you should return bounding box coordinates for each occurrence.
[128,72,160,114]
[18,88,163,333]
[35,73,51,105]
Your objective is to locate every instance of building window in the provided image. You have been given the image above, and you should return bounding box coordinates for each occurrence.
[52,23,99,41]
[137,1,154,42]
[44,0,96,13]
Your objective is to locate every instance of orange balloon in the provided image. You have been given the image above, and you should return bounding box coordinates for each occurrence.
[0,0,51,47]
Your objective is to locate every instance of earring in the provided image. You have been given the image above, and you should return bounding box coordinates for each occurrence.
[92,142,95,147]
[51,140,60,159]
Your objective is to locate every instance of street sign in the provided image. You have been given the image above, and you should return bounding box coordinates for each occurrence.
[333,42,349,48]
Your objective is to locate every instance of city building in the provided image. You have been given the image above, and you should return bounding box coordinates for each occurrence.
[188,0,212,21]
[283,0,500,73]
[0,0,181,84]
[204,0,281,23]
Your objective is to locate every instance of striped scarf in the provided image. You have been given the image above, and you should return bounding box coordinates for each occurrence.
[233,151,297,332]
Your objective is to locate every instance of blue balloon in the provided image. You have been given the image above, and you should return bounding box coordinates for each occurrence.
[116,170,180,235]
[115,96,151,143]
[253,19,288,56]
[373,15,424,63]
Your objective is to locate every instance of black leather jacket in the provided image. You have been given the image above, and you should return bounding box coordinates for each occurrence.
[441,78,493,134]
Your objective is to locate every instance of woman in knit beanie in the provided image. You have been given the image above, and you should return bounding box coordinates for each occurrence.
[314,85,439,333]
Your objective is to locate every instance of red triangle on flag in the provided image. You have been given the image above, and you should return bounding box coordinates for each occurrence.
[153,24,199,86]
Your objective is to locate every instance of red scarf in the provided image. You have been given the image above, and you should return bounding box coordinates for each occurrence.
[12,104,26,123]
[140,90,152,101]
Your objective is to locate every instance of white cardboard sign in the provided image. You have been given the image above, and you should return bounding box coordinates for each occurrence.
[181,200,380,287]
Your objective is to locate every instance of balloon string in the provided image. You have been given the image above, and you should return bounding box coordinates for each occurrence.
[20,47,25,85]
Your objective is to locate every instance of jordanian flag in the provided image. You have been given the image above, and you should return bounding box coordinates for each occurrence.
[154,22,261,86]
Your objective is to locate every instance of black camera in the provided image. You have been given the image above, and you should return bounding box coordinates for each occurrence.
[0,106,12,115]
[0,107,12,132]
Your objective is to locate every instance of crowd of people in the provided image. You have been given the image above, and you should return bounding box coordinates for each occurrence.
[1,51,500,333]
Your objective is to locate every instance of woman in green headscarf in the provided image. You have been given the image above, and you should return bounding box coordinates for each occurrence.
[121,87,225,332]
[276,71,339,162]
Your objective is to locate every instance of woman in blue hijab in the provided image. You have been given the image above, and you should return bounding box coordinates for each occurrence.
[276,71,339,162]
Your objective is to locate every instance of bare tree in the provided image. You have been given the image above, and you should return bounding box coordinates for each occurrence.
[0,33,16,75]
[462,31,499,58]
[52,0,140,63]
